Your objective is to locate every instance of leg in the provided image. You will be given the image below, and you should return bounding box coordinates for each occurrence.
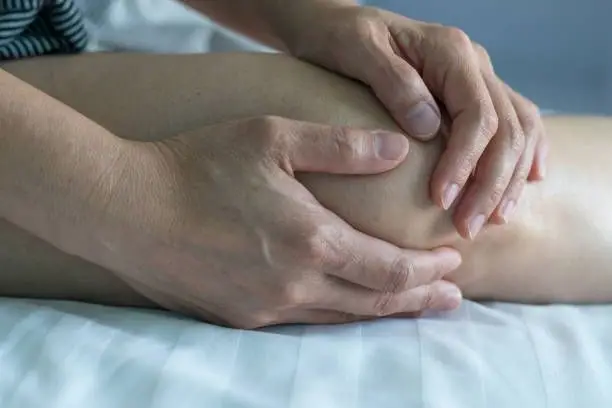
[2,53,612,306]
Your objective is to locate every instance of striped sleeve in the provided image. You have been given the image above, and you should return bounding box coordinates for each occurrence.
[0,0,88,60]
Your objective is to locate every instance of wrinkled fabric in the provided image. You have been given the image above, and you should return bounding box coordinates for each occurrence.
[72,0,271,53]
[0,298,610,407]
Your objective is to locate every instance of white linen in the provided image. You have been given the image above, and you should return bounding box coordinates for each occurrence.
[74,0,273,53]
[1,298,611,407]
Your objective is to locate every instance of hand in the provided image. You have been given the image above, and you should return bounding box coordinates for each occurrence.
[278,4,548,239]
[97,116,462,328]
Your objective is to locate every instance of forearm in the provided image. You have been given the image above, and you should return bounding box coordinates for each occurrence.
[0,69,128,258]
[179,0,357,50]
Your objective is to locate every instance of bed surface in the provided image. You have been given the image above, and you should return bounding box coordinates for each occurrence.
[1,298,611,407]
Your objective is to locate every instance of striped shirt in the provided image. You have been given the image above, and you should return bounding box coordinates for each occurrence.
[0,0,87,60]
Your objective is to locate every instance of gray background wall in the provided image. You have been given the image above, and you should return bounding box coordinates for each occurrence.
[366,0,611,114]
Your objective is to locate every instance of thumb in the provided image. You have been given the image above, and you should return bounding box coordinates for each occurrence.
[347,27,441,141]
[370,55,442,141]
[282,120,409,175]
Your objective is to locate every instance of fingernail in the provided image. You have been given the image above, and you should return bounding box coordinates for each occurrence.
[437,282,463,310]
[467,214,486,239]
[405,101,440,138]
[500,199,516,223]
[442,183,459,210]
[374,131,409,160]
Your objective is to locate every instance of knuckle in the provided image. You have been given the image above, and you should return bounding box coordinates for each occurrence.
[252,114,282,132]
[373,292,395,316]
[472,42,490,61]
[486,174,509,204]
[510,92,542,135]
[515,92,540,115]
[250,115,285,148]
[526,102,542,120]
[331,129,367,162]
[360,5,384,19]
[443,26,472,49]
[353,13,379,42]
[453,157,477,185]
[299,224,337,266]
[508,125,526,153]
[521,116,539,137]
[385,256,417,293]
[454,145,485,182]
[520,108,541,136]
[477,107,499,139]
[418,286,436,311]
[354,7,385,33]
[472,42,494,72]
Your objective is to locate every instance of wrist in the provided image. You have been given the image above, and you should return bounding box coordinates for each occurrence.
[1,132,129,251]
[73,138,187,272]
[263,0,359,56]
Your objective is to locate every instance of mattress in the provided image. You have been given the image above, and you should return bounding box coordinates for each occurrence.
[1,298,611,407]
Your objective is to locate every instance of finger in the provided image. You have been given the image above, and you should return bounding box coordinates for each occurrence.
[504,85,548,182]
[422,37,499,211]
[322,222,462,292]
[528,136,549,181]
[490,140,536,224]
[274,309,366,326]
[277,307,438,326]
[490,96,542,224]
[320,279,462,317]
[271,117,410,175]
[451,71,525,238]
[345,23,441,139]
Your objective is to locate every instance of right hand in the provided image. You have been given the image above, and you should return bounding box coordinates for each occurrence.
[282,5,548,238]
[96,116,462,328]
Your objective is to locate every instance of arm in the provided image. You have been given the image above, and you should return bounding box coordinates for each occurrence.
[0,70,135,267]
[178,0,357,50]
[4,53,611,307]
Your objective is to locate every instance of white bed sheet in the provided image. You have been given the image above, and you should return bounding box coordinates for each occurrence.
[0,298,611,407]
[74,0,273,53]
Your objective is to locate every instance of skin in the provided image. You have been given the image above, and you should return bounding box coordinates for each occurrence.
[180,0,548,236]
[0,1,552,327]
[2,52,611,313]
[0,53,463,329]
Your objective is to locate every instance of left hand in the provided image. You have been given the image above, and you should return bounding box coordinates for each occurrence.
[279,4,548,239]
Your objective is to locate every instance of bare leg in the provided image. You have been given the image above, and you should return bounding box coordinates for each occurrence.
[2,52,612,306]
